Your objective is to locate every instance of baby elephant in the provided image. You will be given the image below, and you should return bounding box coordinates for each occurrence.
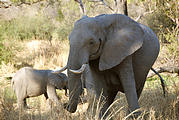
[11,67,68,109]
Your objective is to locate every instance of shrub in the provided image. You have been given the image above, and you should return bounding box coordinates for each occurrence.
[0,15,57,65]
[0,43,13,65]
[57,8,64,22]
[145,0,178,42]
[0,16,56,41]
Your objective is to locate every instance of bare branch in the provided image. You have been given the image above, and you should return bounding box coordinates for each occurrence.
[113,0,118,13]
[122,0,128,16]
[147,66,179,78]
[88,0,100,2]
[135,10,154,21]
[114,0,117,7]
[74,0,85,15]
[100,0,114,11]
[88,0,114,12]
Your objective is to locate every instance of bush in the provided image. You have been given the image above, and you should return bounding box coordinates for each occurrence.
[0,16,56,41]
[0,43,13,65]
[145,0,178,42]
[0,15,57,65]
[143,0,179,65]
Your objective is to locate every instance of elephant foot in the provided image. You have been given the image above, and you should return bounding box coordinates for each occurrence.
[46,99,53,110]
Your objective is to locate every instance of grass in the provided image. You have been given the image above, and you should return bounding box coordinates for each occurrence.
[0,16,57,66]
[0,70,179,120]
[0,16,56,41]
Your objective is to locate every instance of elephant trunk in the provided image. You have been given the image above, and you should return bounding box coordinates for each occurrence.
[67,71,82,112]
[66,48,88,113]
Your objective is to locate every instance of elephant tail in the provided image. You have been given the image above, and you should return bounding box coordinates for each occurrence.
[151,67,166,97]
[11,77,15,101]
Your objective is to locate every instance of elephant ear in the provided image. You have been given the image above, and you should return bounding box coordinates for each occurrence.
[48,72,67,89]
[99,15,144,71]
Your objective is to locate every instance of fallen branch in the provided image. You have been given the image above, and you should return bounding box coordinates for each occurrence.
[148,66,179,78]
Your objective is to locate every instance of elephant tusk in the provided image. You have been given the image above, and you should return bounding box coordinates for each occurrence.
[69,64,87,74]
[53,65,67,73]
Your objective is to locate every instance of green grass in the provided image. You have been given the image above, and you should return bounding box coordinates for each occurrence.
[146,74,179,88]
[0,16,56,41]
[0,15,68,65]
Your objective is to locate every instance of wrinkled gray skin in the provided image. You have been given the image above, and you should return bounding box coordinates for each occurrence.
[81,64,94,91]
[67,14,160,117]
[12,67,68,109]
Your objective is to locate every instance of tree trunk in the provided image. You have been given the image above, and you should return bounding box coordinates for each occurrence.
[122,0,128,16]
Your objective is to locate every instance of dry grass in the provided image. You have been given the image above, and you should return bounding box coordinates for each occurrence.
[0,39,179,120]
[0,73,179,120]
[14,39,69,69]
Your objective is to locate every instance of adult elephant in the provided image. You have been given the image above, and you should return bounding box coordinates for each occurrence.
[59,14,160,117]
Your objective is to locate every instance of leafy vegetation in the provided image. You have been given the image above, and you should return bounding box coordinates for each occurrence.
[0,16,58,65]
[0,16,56,41]
[146,0,178,40]
[0,42,13,64]
[142,0,179,67]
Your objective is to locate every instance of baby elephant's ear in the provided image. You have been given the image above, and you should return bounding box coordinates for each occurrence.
[48,73,67,88]
[99,23,144,71]
[48,73,58,87]
[48,73,60,88]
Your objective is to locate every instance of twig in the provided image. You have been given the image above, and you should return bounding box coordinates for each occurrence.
[74,0,85,15]
[88,0,114,12]
[135,10,154,21]
[100,0,114,11]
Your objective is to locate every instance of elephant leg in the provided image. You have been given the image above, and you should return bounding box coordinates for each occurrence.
[23,98,29,109]
[17,98,24,110]
[116,56,140,116]
[44,92,51,109]
[16,90,25,110]
[65,88,68,97]
[99,90,118,119]
[135,71,150,99]
[89,69,117,118]
[47,84,59,105]
[133,63,150,99]
[44,92,49,100]
[136,78,146,99]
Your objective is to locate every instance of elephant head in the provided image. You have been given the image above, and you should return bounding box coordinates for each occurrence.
[66,14,144,113]
[48,72,68,95]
